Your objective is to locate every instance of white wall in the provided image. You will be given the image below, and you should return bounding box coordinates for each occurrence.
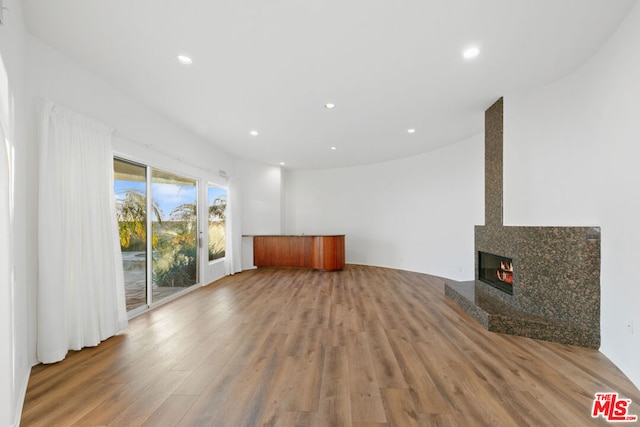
[236,158,283,269]
[503,1,640,388]
[284,134,484,281]
[0,1,32,425]
[27,36,235,180]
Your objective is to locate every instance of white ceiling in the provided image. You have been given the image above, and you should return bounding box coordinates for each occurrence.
[22,0,635,170]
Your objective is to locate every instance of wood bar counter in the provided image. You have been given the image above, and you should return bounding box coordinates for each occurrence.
[252,235,345,271]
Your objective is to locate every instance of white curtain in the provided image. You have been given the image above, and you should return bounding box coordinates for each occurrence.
[37,100,127,364]
[224,176,242,275]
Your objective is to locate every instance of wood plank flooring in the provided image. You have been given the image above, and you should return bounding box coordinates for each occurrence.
[21,265,640,426]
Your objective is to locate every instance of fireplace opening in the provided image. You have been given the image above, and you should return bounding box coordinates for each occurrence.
[479,251,513,295]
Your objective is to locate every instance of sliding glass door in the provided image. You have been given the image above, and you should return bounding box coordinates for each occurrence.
[151,169,198,302]
[114,158,199,314]
[114,158,148,312]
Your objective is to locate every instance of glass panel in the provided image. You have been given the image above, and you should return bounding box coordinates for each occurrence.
[151,169,198,303]
[208,186,227,261]
[478,251,514,295]
[114,158,148,312]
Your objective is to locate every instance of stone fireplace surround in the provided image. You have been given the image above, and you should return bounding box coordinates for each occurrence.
[445,98,601,349]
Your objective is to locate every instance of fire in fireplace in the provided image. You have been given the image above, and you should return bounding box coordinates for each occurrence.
[478,251,513,295]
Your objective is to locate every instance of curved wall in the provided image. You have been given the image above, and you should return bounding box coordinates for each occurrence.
[283,134,484,281]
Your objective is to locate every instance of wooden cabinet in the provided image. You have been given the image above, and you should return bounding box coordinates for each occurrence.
[253,236,313,268]
[312,235,345,271]
[253,235,345,271]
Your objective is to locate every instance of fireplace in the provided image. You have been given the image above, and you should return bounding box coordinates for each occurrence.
[444,97,600,349]
[478,251,513,295]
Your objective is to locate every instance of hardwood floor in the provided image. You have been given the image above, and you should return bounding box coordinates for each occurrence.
[21,265,640,426]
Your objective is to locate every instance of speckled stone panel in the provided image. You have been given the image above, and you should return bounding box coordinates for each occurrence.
[475,225,601,349]
[485,98,503,227]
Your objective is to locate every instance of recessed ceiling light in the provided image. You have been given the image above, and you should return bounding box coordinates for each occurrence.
[407,128,416,134]
[279,162,285,166]
[176,55,193,65]
[250,130,259,136]
[330,146,337,150]
[463,46,480,59]
[325,103,336,109]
